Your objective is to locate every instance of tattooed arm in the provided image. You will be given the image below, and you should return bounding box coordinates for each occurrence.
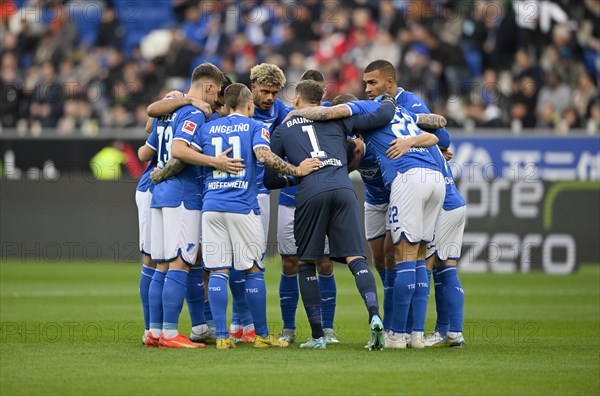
[254,146,320,177]
[284,105,350,123]
[415,113,447,129]
[150,158,186,184]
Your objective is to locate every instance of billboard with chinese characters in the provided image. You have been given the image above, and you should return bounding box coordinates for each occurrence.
[450,136,600,274]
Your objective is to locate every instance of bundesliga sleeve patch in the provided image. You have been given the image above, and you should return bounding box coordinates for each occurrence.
[182,120,197,135]
[261,128,270,142]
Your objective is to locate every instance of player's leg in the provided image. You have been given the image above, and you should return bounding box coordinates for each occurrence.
[277,204,299,342]
[423,254,447,346]
[187,211,213,343]
[328,189,383,350]
[432,205,466,347]
[365,202,389,282]
[228,277,243,340]
[146,208,166,347]
[136,190,156,344]
[228,268,255,343]
[227,211,287,348]
[317,253,338,344]
[387,170,425,348]
[203,211,235,349]
[370,237,386,284]
[159,205,203,348]
[365,202,392,331]
[203,269,214,331]
[279,255,299,342]
[294,196,329,349]
[188,248,216,344]
[383,233,397,332]
[139,254,156,344]
[409,169,445,348]
[410,242,430,348]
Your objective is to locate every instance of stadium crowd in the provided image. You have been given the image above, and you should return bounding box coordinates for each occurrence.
[0,0,599,135]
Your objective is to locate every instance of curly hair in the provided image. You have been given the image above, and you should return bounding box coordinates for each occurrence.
[250,63,286,88]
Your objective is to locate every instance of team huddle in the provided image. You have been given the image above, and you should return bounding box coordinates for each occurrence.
[135,59,466,350]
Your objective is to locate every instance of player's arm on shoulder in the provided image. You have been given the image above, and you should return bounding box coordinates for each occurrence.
[284,104,351,123]
[415,113,447,130]
[254,146,320,177]
[348,97,396,132]
[386,133,439,160]
[408,94,452,148]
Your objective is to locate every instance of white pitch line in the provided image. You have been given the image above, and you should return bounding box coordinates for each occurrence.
[1,290,138,298]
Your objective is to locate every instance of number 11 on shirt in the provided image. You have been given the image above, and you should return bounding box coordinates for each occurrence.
[211,136,246,178]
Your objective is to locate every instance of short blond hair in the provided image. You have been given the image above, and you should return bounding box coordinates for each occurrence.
[250,63,286,88]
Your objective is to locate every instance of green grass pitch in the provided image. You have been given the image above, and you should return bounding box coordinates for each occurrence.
[1,261,598,395]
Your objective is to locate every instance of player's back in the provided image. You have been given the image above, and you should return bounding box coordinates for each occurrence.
[272,116,353,206]
[196,114,269,214]
[279,100,330,207]
[346,99,439,187]
[151,105,204,210]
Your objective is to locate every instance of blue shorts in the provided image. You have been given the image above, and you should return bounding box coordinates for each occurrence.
[294,188,365,262]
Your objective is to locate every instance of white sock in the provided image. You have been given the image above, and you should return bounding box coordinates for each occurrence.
[243,324,255,333]
[448,331,462,338]
[162,329,178,339]
[192,324,208,335]
[230,324,243,332]
[144,329,149,338]
[149,328,161,337]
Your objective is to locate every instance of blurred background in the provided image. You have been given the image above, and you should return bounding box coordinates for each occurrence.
[1,0,599,273]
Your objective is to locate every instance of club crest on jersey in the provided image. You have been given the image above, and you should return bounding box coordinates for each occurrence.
[261,128,270,142]
[182,121,197,135]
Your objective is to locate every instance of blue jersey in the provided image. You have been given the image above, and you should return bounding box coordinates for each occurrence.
[345,99,439,188]
[269,102,395,206]
[357,142,389,205]
[192,114,270,214]
[150,105,205,210]
[136,120,159,193]
[253,98,292,195]
[279,101,331,207]
[396,87,464,209]
[395,87,451,148]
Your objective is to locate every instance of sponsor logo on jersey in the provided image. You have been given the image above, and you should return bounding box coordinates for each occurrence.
[182,120,197,135]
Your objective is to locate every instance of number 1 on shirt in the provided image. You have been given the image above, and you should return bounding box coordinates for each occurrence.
[302,125,327,158]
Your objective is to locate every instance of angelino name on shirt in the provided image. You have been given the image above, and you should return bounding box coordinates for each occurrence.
[209,123,250,134]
